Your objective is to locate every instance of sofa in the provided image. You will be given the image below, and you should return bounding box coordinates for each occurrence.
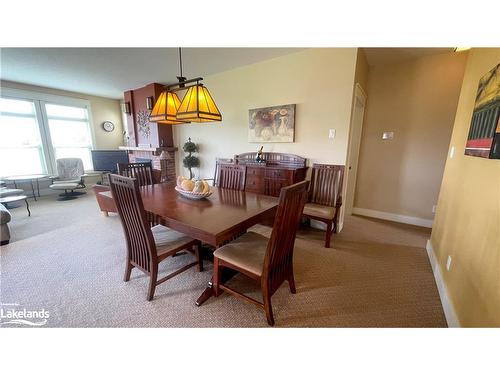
[0,203,11,245]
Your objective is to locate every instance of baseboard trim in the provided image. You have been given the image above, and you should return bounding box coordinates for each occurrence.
[352,207,433,228]
[426,240,460,328]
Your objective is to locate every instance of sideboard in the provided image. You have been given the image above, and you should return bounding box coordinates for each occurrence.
[234,152,308,197]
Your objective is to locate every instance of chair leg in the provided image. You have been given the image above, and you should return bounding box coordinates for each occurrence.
[195,244,203,272]
[213,257,221,297]
[147,271,157,301]
[124,262,133,282]
[263,292,275,326]
[288,272,296,294]
[325,221,333,248]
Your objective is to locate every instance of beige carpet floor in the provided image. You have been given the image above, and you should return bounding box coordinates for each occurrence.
[1,191,447,327]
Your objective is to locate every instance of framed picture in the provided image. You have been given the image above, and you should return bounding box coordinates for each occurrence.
[248,104,296,143]
[464,62,500,159]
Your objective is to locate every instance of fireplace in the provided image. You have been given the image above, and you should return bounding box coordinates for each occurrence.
[120,146,177,183]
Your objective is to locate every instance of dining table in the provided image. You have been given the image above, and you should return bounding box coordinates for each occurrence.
[140,183,279,306]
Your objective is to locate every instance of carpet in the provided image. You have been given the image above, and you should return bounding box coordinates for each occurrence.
[0,192,446,327]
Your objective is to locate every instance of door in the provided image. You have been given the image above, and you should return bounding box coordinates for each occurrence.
[345,84,367,215]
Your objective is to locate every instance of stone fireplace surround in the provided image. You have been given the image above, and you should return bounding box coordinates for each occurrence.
[119,146,177,183]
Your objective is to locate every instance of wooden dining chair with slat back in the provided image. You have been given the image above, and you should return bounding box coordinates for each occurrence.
[117,162,154,187]
[302,164,344,248]
[216,164,247,191]
[211,158,233,186]
[213,180,309,326]
[109,174,203,301]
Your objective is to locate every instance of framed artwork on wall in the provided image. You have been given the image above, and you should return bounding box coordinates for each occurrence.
[464,62,500,159]
[248,104,296,143]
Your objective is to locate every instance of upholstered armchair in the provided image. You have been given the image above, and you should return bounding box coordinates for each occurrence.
[0,203,12,245]
[49,158,87,200]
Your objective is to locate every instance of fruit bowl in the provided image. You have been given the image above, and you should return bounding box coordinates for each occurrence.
[175,185,212,200]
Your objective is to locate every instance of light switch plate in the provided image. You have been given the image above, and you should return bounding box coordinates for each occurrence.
[329,129,336,139]
[449,146,455,158]
[446,255,452,271]
[382,131,394,140]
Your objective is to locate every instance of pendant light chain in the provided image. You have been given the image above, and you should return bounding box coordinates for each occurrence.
[179,47,183,78]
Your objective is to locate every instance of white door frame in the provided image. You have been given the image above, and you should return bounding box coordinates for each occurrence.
[345,83,367,216]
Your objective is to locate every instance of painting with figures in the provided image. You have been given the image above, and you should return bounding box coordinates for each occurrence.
[248,104,295,143]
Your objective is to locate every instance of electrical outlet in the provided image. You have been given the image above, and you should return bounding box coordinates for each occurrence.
[432,205,437,213]
[329,129,336,139]
[449,146,455,159]
[446,255,452,271]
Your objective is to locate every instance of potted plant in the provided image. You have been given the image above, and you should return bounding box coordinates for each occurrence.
[182,137,199,179]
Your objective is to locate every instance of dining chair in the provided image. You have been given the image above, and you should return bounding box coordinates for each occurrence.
[302,164,344,248]
[216,164,247,190]
[109,174,203,301]
[117,162,154,187]
[213,180,309,326]
[212,158,233,186]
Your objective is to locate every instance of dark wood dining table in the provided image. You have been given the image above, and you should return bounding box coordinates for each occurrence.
[140,183,279,306]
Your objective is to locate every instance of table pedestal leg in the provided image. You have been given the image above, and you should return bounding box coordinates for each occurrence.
[195,268,238,306]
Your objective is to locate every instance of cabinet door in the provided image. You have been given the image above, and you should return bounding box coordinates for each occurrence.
[245,175,264,193]
[264,179,288,197]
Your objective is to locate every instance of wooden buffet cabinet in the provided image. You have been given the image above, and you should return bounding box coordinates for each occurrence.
[234,152,308,197]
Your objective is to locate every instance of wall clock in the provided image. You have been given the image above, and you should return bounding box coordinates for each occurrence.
[102,121,115,132]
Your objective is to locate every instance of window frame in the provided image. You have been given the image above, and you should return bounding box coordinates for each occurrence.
[0,87,96,176]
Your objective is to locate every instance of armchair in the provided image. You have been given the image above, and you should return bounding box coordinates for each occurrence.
[49,158,87,200]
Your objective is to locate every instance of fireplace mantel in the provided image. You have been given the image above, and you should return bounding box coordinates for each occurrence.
[119,146,178,155]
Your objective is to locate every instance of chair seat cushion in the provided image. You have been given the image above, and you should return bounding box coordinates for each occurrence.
[49,183,80,190]
[303,203,336,220]
[51,179,82,184]
[151,225,195,256]
[213,232,269,276]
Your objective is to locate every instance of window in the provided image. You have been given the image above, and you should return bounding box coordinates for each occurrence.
[45,104,93,170]
[0,98,46,176]
[0,90,94,177]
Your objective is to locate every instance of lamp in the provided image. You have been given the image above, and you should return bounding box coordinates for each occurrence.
[176,83,222,122]
[149,90,188,124]
[148,48,222,124]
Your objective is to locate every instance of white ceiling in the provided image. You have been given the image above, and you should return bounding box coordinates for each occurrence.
[362,48,455,66]
[0,48,304,99]
[1,48,460,99]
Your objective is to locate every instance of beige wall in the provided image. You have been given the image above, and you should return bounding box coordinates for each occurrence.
[0,80,124,150]
[173,48,358,180]
[354,49,369,92]
[354,52,467,221]
[431,48,500,327]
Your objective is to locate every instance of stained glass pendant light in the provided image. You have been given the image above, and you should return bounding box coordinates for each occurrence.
[176,83,222,122]
[149,48,221,124]
[149,90,187,124]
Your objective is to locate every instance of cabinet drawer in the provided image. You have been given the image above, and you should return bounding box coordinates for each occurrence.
[265,169,291,179]
[245,175,264,190]
[246,167,264,177]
